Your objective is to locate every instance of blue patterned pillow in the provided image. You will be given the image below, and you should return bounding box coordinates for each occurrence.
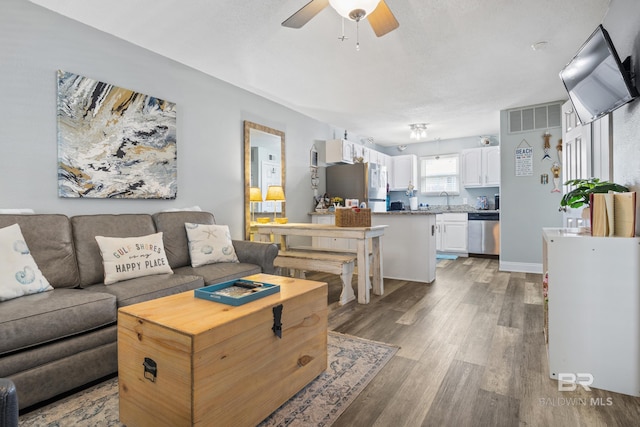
[0,224,53,301]
[185,223,239,267]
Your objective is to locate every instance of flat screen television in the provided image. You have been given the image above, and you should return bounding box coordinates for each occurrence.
[559,25,638,124]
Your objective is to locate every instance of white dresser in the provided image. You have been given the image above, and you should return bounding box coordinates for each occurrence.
[542,228,640,396]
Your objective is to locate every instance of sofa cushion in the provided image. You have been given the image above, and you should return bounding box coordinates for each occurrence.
[0,214,79,289]
[0,224,53,301]
[173,262,261,285]
[71,214,157,287]
[0,288,116,355]
[152,211,216,269]
[83,273,204,307]
[185,223,239,266]
[95,232,173,284]
[0,326,116,378]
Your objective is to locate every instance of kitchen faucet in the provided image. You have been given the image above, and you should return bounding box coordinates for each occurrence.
[439,191,450,210]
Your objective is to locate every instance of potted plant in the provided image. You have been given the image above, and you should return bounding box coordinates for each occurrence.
[560,178,629,209]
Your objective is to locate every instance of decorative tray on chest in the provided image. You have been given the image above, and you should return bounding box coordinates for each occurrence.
[194,278,280,306]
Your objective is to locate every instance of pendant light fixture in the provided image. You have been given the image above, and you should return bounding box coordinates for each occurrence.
[409,123,428,140]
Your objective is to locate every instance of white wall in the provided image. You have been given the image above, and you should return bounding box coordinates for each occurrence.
[0,0,330,238]
[604,0,640,236]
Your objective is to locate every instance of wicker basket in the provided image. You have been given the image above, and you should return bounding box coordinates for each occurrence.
[335,208,371,227]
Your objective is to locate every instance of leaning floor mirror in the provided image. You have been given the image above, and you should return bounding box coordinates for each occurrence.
[243,120,286,240]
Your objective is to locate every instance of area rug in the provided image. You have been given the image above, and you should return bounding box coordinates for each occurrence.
[19,332,398,427]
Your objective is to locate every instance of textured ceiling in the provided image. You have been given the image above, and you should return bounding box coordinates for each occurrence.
[30,0,610,146]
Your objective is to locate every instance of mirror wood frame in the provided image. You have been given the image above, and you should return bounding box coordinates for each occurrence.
[244,120,286,240]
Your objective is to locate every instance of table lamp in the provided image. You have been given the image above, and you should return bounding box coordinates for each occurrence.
[249,186,263,222]
[265,185,285,222]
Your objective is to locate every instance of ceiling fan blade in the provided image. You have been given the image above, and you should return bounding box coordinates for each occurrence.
[367,0,399,37]
[282,0,330,29]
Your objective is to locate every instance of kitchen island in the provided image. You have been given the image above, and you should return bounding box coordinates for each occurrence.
[371,211,437,283]
[310,210,439,283]
[310,205,497,283]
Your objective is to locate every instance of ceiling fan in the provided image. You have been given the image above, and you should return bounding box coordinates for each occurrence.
[282,0,399,37]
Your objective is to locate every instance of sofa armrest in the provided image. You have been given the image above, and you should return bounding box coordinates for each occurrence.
[0,378,18,427]
[232,240,279,274]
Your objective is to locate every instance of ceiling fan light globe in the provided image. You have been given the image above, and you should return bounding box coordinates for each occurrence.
[329,0,381,21]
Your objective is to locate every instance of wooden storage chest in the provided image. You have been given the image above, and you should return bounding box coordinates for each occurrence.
[117,274,328,426]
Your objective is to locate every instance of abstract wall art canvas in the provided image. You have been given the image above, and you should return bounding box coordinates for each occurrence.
[57,70,177,199]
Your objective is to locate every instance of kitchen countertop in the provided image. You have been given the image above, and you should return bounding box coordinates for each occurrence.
[309,205,499,215]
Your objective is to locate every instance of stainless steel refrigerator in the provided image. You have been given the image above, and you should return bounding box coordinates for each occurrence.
[326,163,388,212]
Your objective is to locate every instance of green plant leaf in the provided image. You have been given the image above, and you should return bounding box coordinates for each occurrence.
[558,178,629,209]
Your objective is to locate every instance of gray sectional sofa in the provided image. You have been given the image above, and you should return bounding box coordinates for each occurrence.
[0,210,278,411]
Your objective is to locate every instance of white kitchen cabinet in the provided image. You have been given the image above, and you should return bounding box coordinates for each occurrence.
[461,149,482,187]
[542,228,640,396]
[484,146,500,186]
[325,139,355,164]
[436,213,468,253]
[389,154,418,191]
[378,152,390,168]
[353,144,370,163]
[368,149,382,166]
[461,146,500,187]
[310,215,355,251]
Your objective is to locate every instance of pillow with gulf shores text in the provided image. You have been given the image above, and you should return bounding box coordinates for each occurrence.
[94,232,173,285]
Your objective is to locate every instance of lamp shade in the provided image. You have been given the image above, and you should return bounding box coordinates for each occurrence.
[249,187,263,202]
[328,0,381,20]
[265,185,286,202]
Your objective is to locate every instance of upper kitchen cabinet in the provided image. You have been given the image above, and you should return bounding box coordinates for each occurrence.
[326,139,393,169]
[369,150,390,168]
[389,154,418,191]
[461,146,500,187]
[325,139,355,164]
[352,144,370,163]
[378,152,390,168]
[484,147,501,186]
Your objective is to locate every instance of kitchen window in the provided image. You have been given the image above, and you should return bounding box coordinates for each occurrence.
[419,154,460,195]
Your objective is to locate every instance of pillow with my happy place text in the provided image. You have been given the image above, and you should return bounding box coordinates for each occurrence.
[94,232,173,285]
[185,223,239,267]
[0,223,53,301]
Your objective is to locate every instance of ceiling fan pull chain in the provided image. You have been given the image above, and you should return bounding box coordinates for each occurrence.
[338,17,348,42]
[356,20,360,51]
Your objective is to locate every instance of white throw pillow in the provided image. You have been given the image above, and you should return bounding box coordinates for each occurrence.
[95,232,173,285]
[185,223,239,267]
[0,223,53,301]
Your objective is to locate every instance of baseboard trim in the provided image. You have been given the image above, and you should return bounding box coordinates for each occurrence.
[499,261,543,274]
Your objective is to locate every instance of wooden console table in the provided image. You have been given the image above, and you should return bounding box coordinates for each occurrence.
[254,223,386,304]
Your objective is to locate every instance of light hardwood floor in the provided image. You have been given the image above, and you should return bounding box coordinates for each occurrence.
[305,257,640,427]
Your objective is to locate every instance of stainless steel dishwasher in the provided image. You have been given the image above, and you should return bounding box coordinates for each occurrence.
[468,212,500,255]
